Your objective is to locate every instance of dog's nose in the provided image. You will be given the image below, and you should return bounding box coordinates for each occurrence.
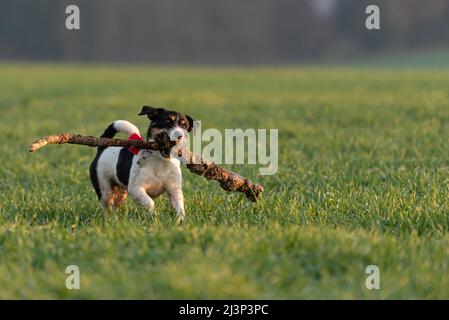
[170,130,184,142]
[173,132,183,140]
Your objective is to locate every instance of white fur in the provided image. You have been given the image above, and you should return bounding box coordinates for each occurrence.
[94,122,187,222]
[112,120,141,136]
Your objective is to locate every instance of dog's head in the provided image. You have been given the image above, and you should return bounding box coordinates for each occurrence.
[139,105,195,159]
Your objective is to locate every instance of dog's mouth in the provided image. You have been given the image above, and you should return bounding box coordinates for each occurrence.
[160,148,183,159]
[150,129,185,159]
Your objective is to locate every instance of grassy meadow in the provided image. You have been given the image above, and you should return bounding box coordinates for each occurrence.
[1,64,449,299]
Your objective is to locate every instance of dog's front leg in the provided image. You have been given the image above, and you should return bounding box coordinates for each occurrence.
[167,189,186,223]
[129,187,155,219]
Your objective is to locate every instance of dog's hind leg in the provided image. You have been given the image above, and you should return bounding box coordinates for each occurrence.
[98,185,113,208]
[110,184,128,208]
[94,172,114,208]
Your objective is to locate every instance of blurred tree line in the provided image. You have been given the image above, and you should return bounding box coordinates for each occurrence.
[1,0,448,63]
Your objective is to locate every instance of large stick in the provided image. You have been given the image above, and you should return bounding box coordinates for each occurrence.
[185,153,264,202]
[28,132,175,153]
[29,133,264,202]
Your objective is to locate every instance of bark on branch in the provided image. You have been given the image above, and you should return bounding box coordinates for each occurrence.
[29,133,264,202]
[185,153,264,202]
[28,132,175,153]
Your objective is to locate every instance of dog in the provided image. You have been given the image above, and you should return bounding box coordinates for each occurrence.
[89,106,195,222]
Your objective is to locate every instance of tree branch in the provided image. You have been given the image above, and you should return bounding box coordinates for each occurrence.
[29,133,264,202]
[28,132,175,153]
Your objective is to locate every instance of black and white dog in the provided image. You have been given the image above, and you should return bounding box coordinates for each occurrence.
[89,106,195,222]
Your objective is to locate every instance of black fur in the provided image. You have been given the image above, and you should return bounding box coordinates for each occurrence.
[116,147,134,186]
[89,150,105,200]
[139,106,195,139]
[101,123,118,138]
[89,123,119,200]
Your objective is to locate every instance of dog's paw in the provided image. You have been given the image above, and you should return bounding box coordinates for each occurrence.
[176,214,186,224]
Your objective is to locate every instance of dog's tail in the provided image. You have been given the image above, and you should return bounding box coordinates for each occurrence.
[100,120,141,139]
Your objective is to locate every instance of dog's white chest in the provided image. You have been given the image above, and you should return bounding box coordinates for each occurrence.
[129,152,182,198]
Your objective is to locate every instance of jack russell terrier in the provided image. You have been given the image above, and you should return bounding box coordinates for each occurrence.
[89,106,195,222]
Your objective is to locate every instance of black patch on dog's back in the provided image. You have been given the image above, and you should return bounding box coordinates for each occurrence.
[116,148,134,186]
[90,121,122,200]
[90,148,106,200]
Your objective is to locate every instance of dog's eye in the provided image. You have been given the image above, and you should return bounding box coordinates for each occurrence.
[180,121,188,129]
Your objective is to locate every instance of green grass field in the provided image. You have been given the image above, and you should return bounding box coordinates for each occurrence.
[1,64,449,299]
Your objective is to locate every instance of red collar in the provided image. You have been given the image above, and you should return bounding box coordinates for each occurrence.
[128,133,143,155]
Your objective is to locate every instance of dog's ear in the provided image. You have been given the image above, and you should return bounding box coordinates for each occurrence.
[186,115,197,132]
[139,106,166,120]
